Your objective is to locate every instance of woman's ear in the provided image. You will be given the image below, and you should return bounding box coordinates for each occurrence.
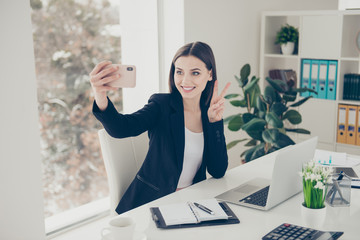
[208,69,213,81]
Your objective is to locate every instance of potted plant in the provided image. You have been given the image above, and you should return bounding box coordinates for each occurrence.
[275,24,299,55]
[224,63,316,163]
[300,161,332,228]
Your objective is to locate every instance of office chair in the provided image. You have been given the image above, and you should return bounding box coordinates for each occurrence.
[98,129,148,215]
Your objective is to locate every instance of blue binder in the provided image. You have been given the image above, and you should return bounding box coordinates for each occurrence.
[301,59,311,97]
[310,60,319,98]
[327,60,338,100]
[318,60,328,99]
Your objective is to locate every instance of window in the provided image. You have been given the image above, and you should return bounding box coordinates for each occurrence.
[30,0,121,228]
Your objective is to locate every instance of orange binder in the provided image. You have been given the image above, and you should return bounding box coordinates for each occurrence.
[337,104,348,144]
[357,106,360,146]
[346,105,357,145]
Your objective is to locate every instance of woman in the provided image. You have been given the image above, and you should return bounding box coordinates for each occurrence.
[90,41,230,214]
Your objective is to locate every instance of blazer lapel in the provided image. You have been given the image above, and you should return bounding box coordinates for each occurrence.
[169,92,185,171]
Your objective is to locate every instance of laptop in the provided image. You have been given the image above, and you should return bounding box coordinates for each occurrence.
[333,165,360,180]
[216,137,318,211]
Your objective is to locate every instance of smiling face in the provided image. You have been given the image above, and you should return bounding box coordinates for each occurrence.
[174,55,212,102]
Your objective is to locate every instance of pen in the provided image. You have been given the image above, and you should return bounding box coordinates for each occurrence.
[330,171,345,204]
[194,202,215,215]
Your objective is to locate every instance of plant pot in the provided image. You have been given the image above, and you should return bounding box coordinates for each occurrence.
[280,42,295,55]
[301,203,327,229]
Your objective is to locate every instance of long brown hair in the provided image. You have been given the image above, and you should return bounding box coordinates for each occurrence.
[168,42,217,106]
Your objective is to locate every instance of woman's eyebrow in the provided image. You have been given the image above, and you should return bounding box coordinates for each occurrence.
[175,67,202,71]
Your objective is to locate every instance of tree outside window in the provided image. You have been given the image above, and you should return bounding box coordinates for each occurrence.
[30,0,121,218]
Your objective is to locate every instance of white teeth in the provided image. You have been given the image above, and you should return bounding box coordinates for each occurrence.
[183,87,194,91]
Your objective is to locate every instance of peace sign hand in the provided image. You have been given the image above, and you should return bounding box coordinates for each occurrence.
[208,80,231,123]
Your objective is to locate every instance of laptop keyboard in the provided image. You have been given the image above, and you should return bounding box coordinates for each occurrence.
[239,186,269,207]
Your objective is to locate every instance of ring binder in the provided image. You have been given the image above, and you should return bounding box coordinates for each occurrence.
[310,59,319,98]
[301,59,311,97]
[318,60,328,99]
[327,60,338,100]
[337,104,348,144]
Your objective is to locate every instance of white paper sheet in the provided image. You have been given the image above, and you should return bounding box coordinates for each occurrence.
[314,149,347,166]
[158,198,228,226]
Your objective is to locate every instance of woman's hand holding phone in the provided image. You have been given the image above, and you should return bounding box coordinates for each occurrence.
[89,61,120,110]
[89,60,136,111]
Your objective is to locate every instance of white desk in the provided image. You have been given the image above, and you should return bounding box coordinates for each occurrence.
[54,152,360,240]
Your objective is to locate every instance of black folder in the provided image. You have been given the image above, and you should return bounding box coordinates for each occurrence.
[150,201,240,229]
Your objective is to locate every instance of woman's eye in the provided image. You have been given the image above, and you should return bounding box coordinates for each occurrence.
[192,72,200,76]
[176,70,182,75]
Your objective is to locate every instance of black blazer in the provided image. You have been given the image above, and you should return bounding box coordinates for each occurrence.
[93,92,228,214]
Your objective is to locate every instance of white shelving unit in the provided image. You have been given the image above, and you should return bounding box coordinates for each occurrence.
[260,10,360,155]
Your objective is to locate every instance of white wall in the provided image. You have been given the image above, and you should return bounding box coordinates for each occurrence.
[0,1,45,240]
[183,0,338,168]
[158,0,185,93]
[120,0,185,113]
[120,0,160,113]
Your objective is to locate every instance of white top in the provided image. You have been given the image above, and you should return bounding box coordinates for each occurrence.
[176,127,204,189]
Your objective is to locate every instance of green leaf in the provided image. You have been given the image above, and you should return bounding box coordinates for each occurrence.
[223,115,236,124]
[242,118,266,131]
[265,112,284,128]
[285,89,297,96]
[226,139,248,149]
[267,146,280,154]
[285,128,311,134]
[264,85,276,104]
[245,139,257,147]
[242,118,266,141]
[273,132,295,148]
[246,129,264,141]
[245,83,260,108]
[289,96,311,107]
[228,115,243,131]
[275,90,282,102]
[278,128,286,134]
[230,99,247,107]
[224,93,239,99]
[266,77,288,93]
[293,87,317,94]
[282,94,297,102]
[283,109,302,124]
[256,95,267,112]
[234,75,243,87]
[258,110,266,119]
[243,77,260,92]
[242,113,256,124]
[250,143,266,161]
[244,145,257,162]
[243,143,265,162]
[270,102,288,116]
[262,128,280,144]
[240,64,251,82]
